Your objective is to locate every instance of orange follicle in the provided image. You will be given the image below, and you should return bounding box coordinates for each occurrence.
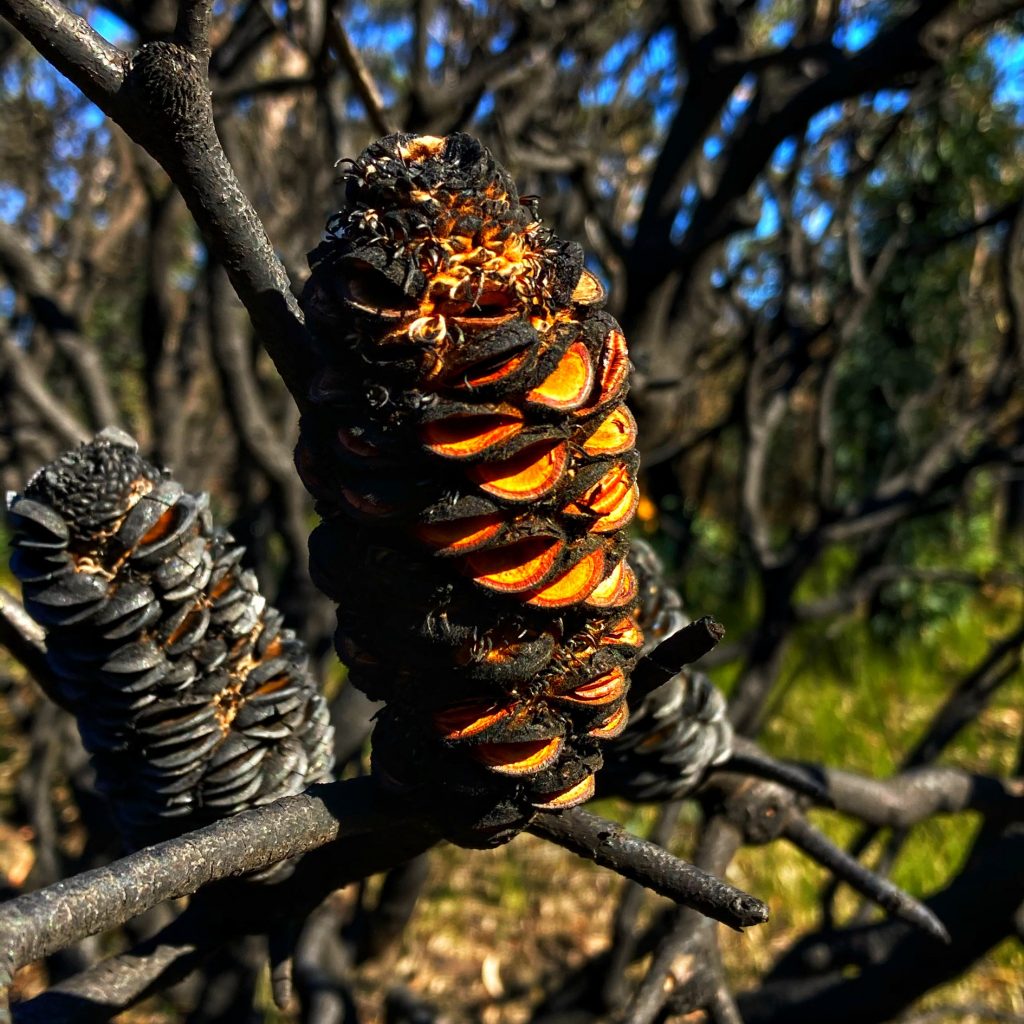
[462,535,563,593]
[415,513,505,555]
[532,773,596,809]
[588,704,629,739]
[472,736,563,775]
[571,270,606,307]
[163,605,203,649]
[585,558,639,609]
[582,405,637,456]
[459,349,530,388]
[525,341,594,411]
[601,615,644,649]
[524,546,605,608]
[421,413,524,458]
[566,463,638,533]
[469,440,568,501]
[598,330,630,400]
[558,667,626,705]
[574,329,629,418]
[138,507,178,546]
[434,701,514,740]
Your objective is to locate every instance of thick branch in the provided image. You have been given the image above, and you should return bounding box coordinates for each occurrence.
[12,818,438,1024]
[822,765,1024,829]
[0,0,123,95]
[0,778,428,995]
[174,0,213,65]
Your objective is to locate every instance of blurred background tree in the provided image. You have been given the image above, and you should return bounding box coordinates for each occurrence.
[1,0,1023,1021]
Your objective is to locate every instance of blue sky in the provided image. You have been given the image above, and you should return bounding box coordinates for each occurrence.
[9,2,1024,256]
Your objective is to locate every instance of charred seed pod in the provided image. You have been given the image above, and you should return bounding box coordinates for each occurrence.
[299,133,643,845]
[598,539,733,801]
[6,429,334,849]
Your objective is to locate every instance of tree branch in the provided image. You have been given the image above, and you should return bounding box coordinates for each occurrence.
[527,808,767,931]
[174,0,213,66]
[822,766,1024,829]
[0,333,89,448]
[0,0,315,408]
[615,815,743,1024]
[0,589,76,716]
[0,777,431,1011]
[0,222,121,431]
[326,12,396,135]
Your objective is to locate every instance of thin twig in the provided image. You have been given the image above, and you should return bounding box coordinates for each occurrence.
[721,737,834,807]
[326,12,396,135]
[629,617,726,704]
[528,808,766,931]
[784,815,950,943]
[616,816,743,1024]
[0,589,73,713]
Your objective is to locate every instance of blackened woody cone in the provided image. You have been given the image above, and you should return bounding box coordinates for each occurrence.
[599,540,733,802]
[298,133,642,844]
[6,428,334,849]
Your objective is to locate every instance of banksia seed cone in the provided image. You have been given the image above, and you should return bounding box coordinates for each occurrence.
[6,429,334,849]
[298,133,642,844]
[599,540,732,801]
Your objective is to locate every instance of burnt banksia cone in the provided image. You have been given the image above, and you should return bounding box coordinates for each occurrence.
[298,133,642,844]
[6,429,334,849]
[600,540,733,802]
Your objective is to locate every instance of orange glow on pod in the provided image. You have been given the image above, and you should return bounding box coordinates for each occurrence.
[588,704,629,739]
[525,341,594,411]
[472,735,563,775]
[469,440,569,502]
[582,405,637,456]
[138,508,178,546]
[460,348,531,388]
[462,536,563,593]
[571,270,606,307]
[433,701,514,740]
[415,514,505,555]
[585,558,639,609]
[532,773,596,809]
[524,547,605,608]
[421,413,524,459]
[568,464,639,533]
[600,615,644,649]
[558,666,627,705]
[598,329,630,402]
